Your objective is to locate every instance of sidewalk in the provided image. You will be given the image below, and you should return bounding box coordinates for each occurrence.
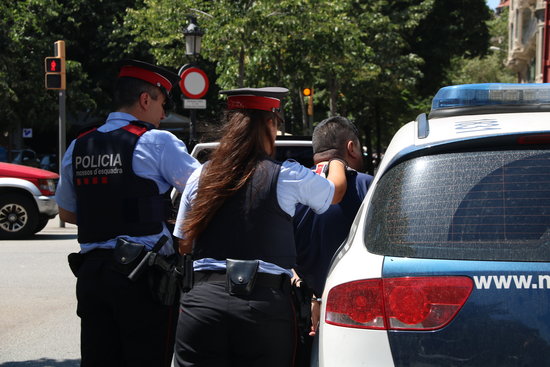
[40,215,78,235]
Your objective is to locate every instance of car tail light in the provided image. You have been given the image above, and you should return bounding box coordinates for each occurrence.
[37,178,57,196]
[325,276,473,331]
[517,134,550,145]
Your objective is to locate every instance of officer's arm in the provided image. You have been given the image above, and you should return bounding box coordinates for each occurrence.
[326,159,347,204]
[59,207,77,224]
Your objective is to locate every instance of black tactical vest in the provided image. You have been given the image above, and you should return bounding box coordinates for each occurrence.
[72,122,168,243]
[193,159,296,269]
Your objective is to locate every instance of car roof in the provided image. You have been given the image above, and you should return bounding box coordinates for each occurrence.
[190,139,312,158]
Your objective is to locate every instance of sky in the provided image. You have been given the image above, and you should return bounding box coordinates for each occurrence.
[487,0,499,9]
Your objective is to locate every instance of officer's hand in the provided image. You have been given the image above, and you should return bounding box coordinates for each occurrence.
[309,299,321,336]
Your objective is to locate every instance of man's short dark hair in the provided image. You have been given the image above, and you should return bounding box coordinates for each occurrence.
[312,116,360,155]
[113,77,161,110]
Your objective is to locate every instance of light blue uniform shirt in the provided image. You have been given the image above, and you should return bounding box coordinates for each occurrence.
[173,161,335,276]
[55,112,201,255]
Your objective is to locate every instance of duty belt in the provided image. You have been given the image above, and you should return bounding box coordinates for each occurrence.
[194,271,290,290]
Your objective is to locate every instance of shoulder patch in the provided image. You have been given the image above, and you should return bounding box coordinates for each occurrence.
[77,126,98,139]
[122,123,148,136]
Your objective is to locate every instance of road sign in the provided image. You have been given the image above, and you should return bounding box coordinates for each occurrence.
[179,67,209,99]
[184,99,207,109]
[22,128,33,138]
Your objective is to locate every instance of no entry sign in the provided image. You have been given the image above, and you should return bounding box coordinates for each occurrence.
[179,67,209,99]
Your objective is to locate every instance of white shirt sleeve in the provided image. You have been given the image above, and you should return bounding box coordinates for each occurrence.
[173,165,203,239]
[276,160,335,217]
[134,130,200,193]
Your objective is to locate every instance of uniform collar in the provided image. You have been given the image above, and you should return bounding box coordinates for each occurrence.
[106,112,138,127]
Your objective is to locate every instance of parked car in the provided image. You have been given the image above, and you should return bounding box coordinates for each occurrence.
[10,149,41,168]
[320,83,550,366]
[0,162,59,239]
[0,146,7,162]
[189,136,313,166]
[39,153,58,172]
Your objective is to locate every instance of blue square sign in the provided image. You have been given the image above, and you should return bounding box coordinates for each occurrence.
[22,128,33,138]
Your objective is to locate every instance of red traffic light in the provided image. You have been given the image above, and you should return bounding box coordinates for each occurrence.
[45,57,63,73]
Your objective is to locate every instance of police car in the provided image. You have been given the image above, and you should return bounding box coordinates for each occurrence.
[319,83,550,366]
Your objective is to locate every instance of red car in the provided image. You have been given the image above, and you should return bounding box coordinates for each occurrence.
[0,162,59,239]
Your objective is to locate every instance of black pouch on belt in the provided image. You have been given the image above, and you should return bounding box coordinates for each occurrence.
[112,238,146,275]
[67,252,84,277]
[226,259,259,296]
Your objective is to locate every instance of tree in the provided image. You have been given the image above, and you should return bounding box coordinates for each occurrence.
[404,0,492,97]
[125,0,430,138]
[0,0,495,164]
[0,0,152,154]
[0,0,70,152]
[447,7,515,85]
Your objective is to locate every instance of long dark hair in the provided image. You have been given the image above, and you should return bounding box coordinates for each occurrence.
[180,109,276,250]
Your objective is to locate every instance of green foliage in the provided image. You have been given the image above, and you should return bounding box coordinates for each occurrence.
[447,7,516,85]
[406,0,492,97]
[1,0,497,160]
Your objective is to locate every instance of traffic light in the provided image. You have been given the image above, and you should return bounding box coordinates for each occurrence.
[302,88,312,97]
[45,57,62,73]
[45,41,66,90]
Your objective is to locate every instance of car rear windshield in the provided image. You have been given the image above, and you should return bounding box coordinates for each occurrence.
[276,146,313,168]
[365,148,550,261]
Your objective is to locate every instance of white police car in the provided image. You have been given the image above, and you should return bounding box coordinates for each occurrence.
[320,83,550,366]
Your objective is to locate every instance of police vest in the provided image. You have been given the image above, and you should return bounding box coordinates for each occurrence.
[193,159,296,269]
[72,122,168,243]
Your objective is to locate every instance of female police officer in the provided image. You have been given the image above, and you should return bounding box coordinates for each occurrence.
[172,87,347,367]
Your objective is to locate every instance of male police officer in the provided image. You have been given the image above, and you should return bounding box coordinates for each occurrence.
[55,60,200,367]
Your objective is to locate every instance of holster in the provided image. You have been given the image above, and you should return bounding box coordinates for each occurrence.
[67,252,84,277]
[147,253,181,306]
[291,279,314,335]
[112,238,146,275]
[179,254,194,293]
[225,259,259,296]
[120,235,179,306]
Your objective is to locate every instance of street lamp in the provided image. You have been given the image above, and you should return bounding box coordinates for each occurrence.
[181,16,205,150]
[183,16,204,57]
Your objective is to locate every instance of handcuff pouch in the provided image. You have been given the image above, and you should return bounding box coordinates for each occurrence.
[226,259,259,296]
[112,238,146,275]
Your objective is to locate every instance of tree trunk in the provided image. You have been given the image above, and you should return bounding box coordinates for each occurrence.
[374,99,382,168]
[238,46,245,88]
[362,116,375,175]
[328,77,339,116]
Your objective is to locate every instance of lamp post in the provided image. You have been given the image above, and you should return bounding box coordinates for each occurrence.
[182,16,204,149]
[184,16,204,56]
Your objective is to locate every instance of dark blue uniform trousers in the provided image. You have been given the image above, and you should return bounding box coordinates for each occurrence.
[76,251,177,367]
[174,278,296,367]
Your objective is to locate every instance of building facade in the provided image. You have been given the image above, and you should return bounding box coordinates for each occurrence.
[505,0,546,82]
